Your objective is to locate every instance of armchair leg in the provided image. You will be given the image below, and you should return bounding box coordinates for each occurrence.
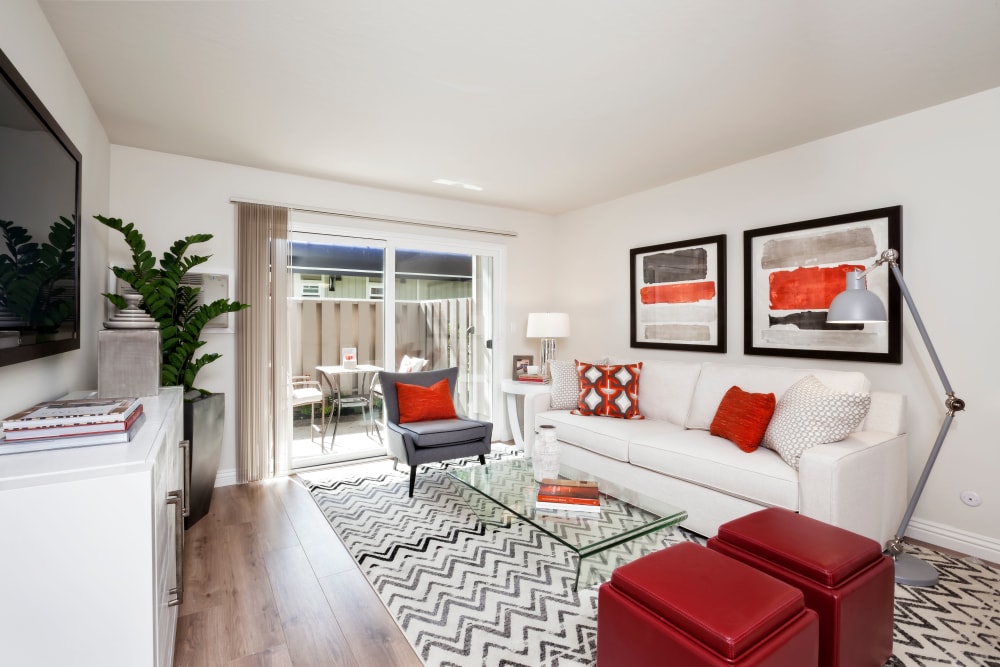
[478,454,486,465]
[392,458,399,472]
[408,466,417,498]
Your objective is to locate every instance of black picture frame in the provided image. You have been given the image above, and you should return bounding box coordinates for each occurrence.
[630,234,727,353]
[743,206,902,363]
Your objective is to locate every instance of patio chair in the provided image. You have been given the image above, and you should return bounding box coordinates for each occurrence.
[290,375,325,445]
[379,366,492,497]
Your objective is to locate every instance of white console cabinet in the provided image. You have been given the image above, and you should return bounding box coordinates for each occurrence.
[0,387,186,667]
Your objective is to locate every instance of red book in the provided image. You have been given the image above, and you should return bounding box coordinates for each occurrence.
[536,479,600,506]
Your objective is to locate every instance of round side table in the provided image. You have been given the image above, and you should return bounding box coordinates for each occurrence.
[500,379,552,456]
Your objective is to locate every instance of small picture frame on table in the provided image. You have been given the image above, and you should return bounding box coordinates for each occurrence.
[512,355,533,379]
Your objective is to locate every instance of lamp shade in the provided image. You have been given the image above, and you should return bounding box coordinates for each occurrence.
[827,270,888,323]
[526,312,570,338]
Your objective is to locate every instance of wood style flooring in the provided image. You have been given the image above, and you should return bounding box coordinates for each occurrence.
[173,477,422,667]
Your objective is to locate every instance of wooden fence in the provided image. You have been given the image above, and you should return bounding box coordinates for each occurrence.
[290,298,477,413]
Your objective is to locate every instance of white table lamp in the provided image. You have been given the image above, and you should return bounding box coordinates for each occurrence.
[526,312,570,377]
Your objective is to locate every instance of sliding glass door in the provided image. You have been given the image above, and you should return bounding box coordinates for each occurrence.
[287,229,497,470]
[288,234,387,467]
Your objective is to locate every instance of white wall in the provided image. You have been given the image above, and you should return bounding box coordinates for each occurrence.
[555,87,1000,561]
[0,0,110,414]
[109,145,556,481]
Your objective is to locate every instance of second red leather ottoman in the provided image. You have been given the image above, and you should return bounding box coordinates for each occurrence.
[708,508,894,667]
[597,542,818,666]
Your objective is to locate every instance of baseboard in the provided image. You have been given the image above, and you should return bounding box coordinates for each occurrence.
[214,467,239,487]
[907,518,1000,565]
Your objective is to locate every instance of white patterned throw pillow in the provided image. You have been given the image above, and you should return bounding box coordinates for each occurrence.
[762,375,871,469]
[548,360,580,410]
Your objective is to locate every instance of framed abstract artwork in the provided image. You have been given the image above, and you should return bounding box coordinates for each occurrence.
[743,206,902,363]
[630,234,727,352]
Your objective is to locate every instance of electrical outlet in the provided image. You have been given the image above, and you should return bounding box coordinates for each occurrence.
[960,491,982,507]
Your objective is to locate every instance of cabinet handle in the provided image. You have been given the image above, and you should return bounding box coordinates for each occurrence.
[166,489,185,606]
[178,440,191,518]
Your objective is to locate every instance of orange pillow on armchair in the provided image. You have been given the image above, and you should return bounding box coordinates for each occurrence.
[395,378,458,423]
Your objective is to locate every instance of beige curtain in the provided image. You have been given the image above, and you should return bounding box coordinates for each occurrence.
[235,203,290,482]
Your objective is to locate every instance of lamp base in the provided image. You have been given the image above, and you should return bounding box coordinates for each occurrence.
[890,551,939,587]
[539,338,557,378]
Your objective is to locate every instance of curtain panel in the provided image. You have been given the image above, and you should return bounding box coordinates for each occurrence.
[235,203,290,482]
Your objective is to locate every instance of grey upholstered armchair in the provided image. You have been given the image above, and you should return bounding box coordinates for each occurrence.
[379,366,493,497]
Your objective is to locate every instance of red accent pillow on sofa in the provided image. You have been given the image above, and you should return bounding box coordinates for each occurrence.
[710,386,776,452]
[396,379,458,423]
[573,361,644,420]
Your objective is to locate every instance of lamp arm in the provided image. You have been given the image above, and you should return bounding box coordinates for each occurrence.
[887,260,956,397]
[882,254,966,555]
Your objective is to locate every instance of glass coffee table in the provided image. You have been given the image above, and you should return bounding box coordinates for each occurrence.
[447,458,687,590]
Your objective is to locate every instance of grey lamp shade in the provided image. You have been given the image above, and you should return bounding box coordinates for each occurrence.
[827,270,888,323]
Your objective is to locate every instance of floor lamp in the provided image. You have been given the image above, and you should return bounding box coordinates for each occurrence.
[828,249,965,587]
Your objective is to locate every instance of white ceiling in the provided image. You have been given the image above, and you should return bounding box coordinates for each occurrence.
[39,0,1000,215]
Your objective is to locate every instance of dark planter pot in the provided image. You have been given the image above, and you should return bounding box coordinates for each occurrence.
[184,391,225,529]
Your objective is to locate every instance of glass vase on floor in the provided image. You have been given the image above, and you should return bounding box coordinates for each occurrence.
[532,424,560,482]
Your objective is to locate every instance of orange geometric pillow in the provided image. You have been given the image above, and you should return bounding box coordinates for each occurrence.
[395,378,458,423]
[710,385,776,452]
[573,361,644,420]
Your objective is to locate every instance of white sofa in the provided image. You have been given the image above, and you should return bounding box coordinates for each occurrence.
[530,360,908,545]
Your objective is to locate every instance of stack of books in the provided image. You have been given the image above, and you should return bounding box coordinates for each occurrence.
[0,397,145,455]
[518,373,546,383]
[535,479,601,513]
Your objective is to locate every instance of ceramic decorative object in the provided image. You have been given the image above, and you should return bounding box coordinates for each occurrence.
[532,424,560,482]
[104,292,158,329]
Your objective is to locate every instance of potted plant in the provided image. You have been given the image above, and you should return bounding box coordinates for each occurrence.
[97,215,249,527]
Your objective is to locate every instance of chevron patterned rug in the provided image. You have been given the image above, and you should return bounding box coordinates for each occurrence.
[300,452,1000,666]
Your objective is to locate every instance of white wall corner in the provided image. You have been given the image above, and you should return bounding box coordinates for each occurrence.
[214,468,239,488]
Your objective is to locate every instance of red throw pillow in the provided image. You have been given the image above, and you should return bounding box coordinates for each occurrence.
[396,378,458,423]
[710,386,776,452]
[572,361,644,420]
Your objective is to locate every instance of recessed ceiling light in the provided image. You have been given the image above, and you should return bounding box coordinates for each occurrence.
[433,178,483,191]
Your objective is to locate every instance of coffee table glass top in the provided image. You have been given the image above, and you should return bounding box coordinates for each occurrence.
[447,458,687,561]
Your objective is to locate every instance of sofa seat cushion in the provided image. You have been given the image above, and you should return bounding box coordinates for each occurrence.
[398,418,487,448]
[536,410,683,462]
[686,362,871,430]
[629,429,799,510]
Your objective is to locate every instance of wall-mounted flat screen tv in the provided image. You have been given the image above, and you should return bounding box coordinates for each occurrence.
[0,47,82,367]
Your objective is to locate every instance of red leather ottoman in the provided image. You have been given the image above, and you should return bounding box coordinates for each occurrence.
[708,508,894,667]
[597,542,818,666]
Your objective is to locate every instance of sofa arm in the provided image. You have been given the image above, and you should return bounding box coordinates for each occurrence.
[798,431,907,546]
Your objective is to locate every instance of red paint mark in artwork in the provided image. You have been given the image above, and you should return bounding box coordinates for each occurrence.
[640,281,716,305]
[769,264,864,310]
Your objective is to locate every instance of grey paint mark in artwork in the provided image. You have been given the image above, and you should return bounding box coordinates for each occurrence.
[639,304,717,324]
[761,227,877,270]
[768,312,863,331]
[645,323,711,342]
[761,329,882,352]
[643,248,708,284]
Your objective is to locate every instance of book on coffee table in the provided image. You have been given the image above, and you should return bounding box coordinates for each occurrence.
[536,479,601,512]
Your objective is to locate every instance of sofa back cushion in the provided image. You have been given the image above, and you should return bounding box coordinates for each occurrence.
[685,362,870,430]
[609,357,702,425]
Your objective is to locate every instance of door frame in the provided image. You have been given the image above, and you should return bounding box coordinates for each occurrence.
[288,215,506,469]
